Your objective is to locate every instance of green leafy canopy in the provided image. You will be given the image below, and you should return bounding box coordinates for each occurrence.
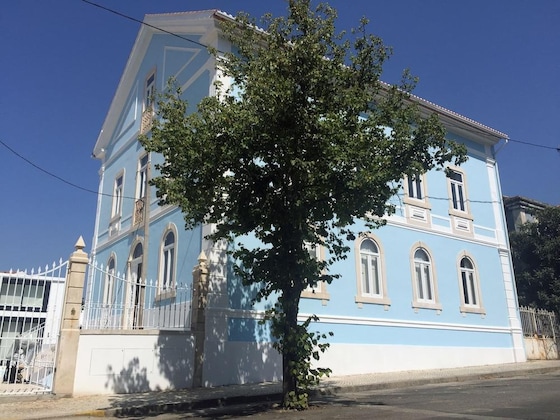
[141,0,466,408]
[510,206,560,314]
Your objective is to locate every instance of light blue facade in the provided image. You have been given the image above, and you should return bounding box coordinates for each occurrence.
[91,10,525,387]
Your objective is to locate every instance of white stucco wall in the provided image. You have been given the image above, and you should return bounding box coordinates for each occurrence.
[72,331,195,395]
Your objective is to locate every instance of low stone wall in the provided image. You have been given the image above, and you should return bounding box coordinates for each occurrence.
[524,336,558,360]
[72,330,195,395]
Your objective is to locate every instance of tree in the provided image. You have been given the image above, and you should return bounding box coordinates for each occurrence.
[141,0,466,409]
[510,206,560,314]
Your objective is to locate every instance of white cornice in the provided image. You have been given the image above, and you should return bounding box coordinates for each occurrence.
[93,10,221,159]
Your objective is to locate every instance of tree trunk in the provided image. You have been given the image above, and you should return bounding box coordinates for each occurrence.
[281,284,300,406]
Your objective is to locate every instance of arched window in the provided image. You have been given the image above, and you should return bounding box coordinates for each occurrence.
[160,230,176,290]
[460,257,475,305]
[410,243,441,311]
[355,234,390,306]
[360,239,381,296]
[458,254,484,314]
[103,256,116,305]
[414,249,433,302]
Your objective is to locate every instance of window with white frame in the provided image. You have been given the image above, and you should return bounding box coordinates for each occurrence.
[160,230,176,291]
[111,173,124,218]
[360,239,381,296]
[448,169,467,212]
[414,249,433,301]
[355,234,390,306]
[458,255,485,314]
[145,72,156,111]
[140,69,156,134]
[137,154,149,199]
[403,172,431,224]
[407,173,423,200]
[301,242,330,302]
[103,257,116,306]
[410,244,441,311]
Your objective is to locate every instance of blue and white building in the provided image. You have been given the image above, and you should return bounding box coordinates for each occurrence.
[88,10,525,390]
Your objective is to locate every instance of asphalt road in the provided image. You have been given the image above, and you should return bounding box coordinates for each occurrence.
[146,370,560,419]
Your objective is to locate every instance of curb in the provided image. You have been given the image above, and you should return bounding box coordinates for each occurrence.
[27,363,560,419]
[314,364,560,396]
[75,391,283,418]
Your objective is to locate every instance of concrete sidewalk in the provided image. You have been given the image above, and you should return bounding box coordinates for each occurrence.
[2,360,560,419]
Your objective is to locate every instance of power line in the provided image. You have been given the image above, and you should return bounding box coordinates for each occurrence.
[81,0,212,51]
[0,138,99,196]
[0,138,134,200]
[82,0,560,156]
[507,138,560,152]
[1,136,505,206]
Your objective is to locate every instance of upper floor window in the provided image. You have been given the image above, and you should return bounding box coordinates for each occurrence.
[410,243,441,311]
[354,234,390,307]
[160,230,176,290]
[137,154,149,199]
[145,71,156,111]
[448,169,467,212]
[141,69,156,134]
[458,254,485,314]
[111,173,124,218]
[301,242,330,303]
[446,167,473,233]
[403,172,431,225]
[407,173,423,200]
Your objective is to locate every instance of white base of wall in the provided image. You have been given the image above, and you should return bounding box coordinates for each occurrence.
[72,331,195,395]
[203,342,524,387]
[203,341,282,387]
[322,343,522,376]
[72,334,526,394]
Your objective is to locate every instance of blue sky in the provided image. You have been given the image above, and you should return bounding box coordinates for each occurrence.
[1,0,558,269]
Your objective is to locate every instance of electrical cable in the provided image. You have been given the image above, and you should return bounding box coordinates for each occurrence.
[81,0,218,52]
[0,138,135,200]
[0,136,507,205]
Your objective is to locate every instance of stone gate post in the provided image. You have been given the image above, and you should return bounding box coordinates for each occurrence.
[52,236,88,396]
[191,251,208,388]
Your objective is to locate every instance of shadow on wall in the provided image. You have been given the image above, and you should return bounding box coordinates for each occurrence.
[156,331,195,388]
[105,357,158,394]
[100,331,194,395]
[201,253,282,386]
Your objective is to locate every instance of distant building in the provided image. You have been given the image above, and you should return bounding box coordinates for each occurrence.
[0,268,66,384]
[503,195,548,233]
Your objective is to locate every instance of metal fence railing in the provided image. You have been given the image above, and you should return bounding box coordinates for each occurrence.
[82,261,192,331]
[1,261,67,393]
[519,306,558,338]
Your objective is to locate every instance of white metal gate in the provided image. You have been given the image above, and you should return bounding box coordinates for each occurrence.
[0,260,67,395]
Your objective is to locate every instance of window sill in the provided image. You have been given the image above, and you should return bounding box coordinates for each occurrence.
[301,290,330,307]
[448,208,474,221]
[412,301,442,312]
[459,305,486,315]
[355,295,391,307]
[403,196,432,210]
